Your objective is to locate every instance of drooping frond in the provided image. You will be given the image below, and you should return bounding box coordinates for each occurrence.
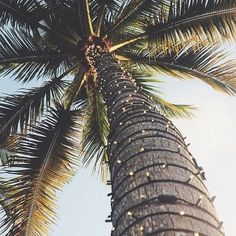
[143,0,236,51]
[0,104,82,236]
[117,44,236,95]
[0,79,64,142]
[81,82,109,180]
[0,27,73,82]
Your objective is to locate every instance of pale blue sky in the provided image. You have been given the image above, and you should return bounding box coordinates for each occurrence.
[161,77,236,236]
[1,46,236,236]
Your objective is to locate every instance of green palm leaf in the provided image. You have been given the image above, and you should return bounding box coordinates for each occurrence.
[42,1,83,44]
[0,1,78,45]
[108,0,168,38]
[110,0,236,52]
[0,27,72,82]
[0,104,81,236]
[133,72,195,118]
[143,0,236,51]
[90,0,120,36]
[0,179,13,219]
[0,79,64,142]
[63,66,87,109]
[81,81,109,180]
[117,44,236,95]
[0,0,46,29]
[155,99,194,118]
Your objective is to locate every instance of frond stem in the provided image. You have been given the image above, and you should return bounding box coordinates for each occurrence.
[110,35,144,52]
[84,0,95,35]
[96,5,106,37]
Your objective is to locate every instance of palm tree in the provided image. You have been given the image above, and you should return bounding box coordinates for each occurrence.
[0,0,236,235]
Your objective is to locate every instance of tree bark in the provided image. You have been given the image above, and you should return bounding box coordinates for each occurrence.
[94,52,224,236]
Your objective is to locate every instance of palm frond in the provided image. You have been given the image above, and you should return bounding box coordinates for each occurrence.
[90,0,122,28]
[143,0,236,51]
[73,0,95,36]
[63,67,87,109]
[0,0,46,29]
[133,72,195,118]
[0,27,73,82]
[42,1,83,45]
[109,0,145,31]
[81,82,109,180]
[110,0,236,52]
[0,79,64,142]
[0,179,13,219]
[108,0,168,37]
[85,0,95,35]
[90,0,120,36]
[154,96,195,118]
[0,104,82,236]
[0,0,80,46]
[117,44,236,95]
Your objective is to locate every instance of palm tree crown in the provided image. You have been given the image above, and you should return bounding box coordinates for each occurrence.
[0,0,236,235]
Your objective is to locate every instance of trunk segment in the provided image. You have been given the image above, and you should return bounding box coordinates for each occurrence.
[94,52,224,236]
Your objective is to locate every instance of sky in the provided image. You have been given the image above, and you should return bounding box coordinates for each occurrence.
[1,47,236,236]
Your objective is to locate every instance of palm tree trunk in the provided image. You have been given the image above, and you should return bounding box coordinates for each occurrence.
[93,51,224,236]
